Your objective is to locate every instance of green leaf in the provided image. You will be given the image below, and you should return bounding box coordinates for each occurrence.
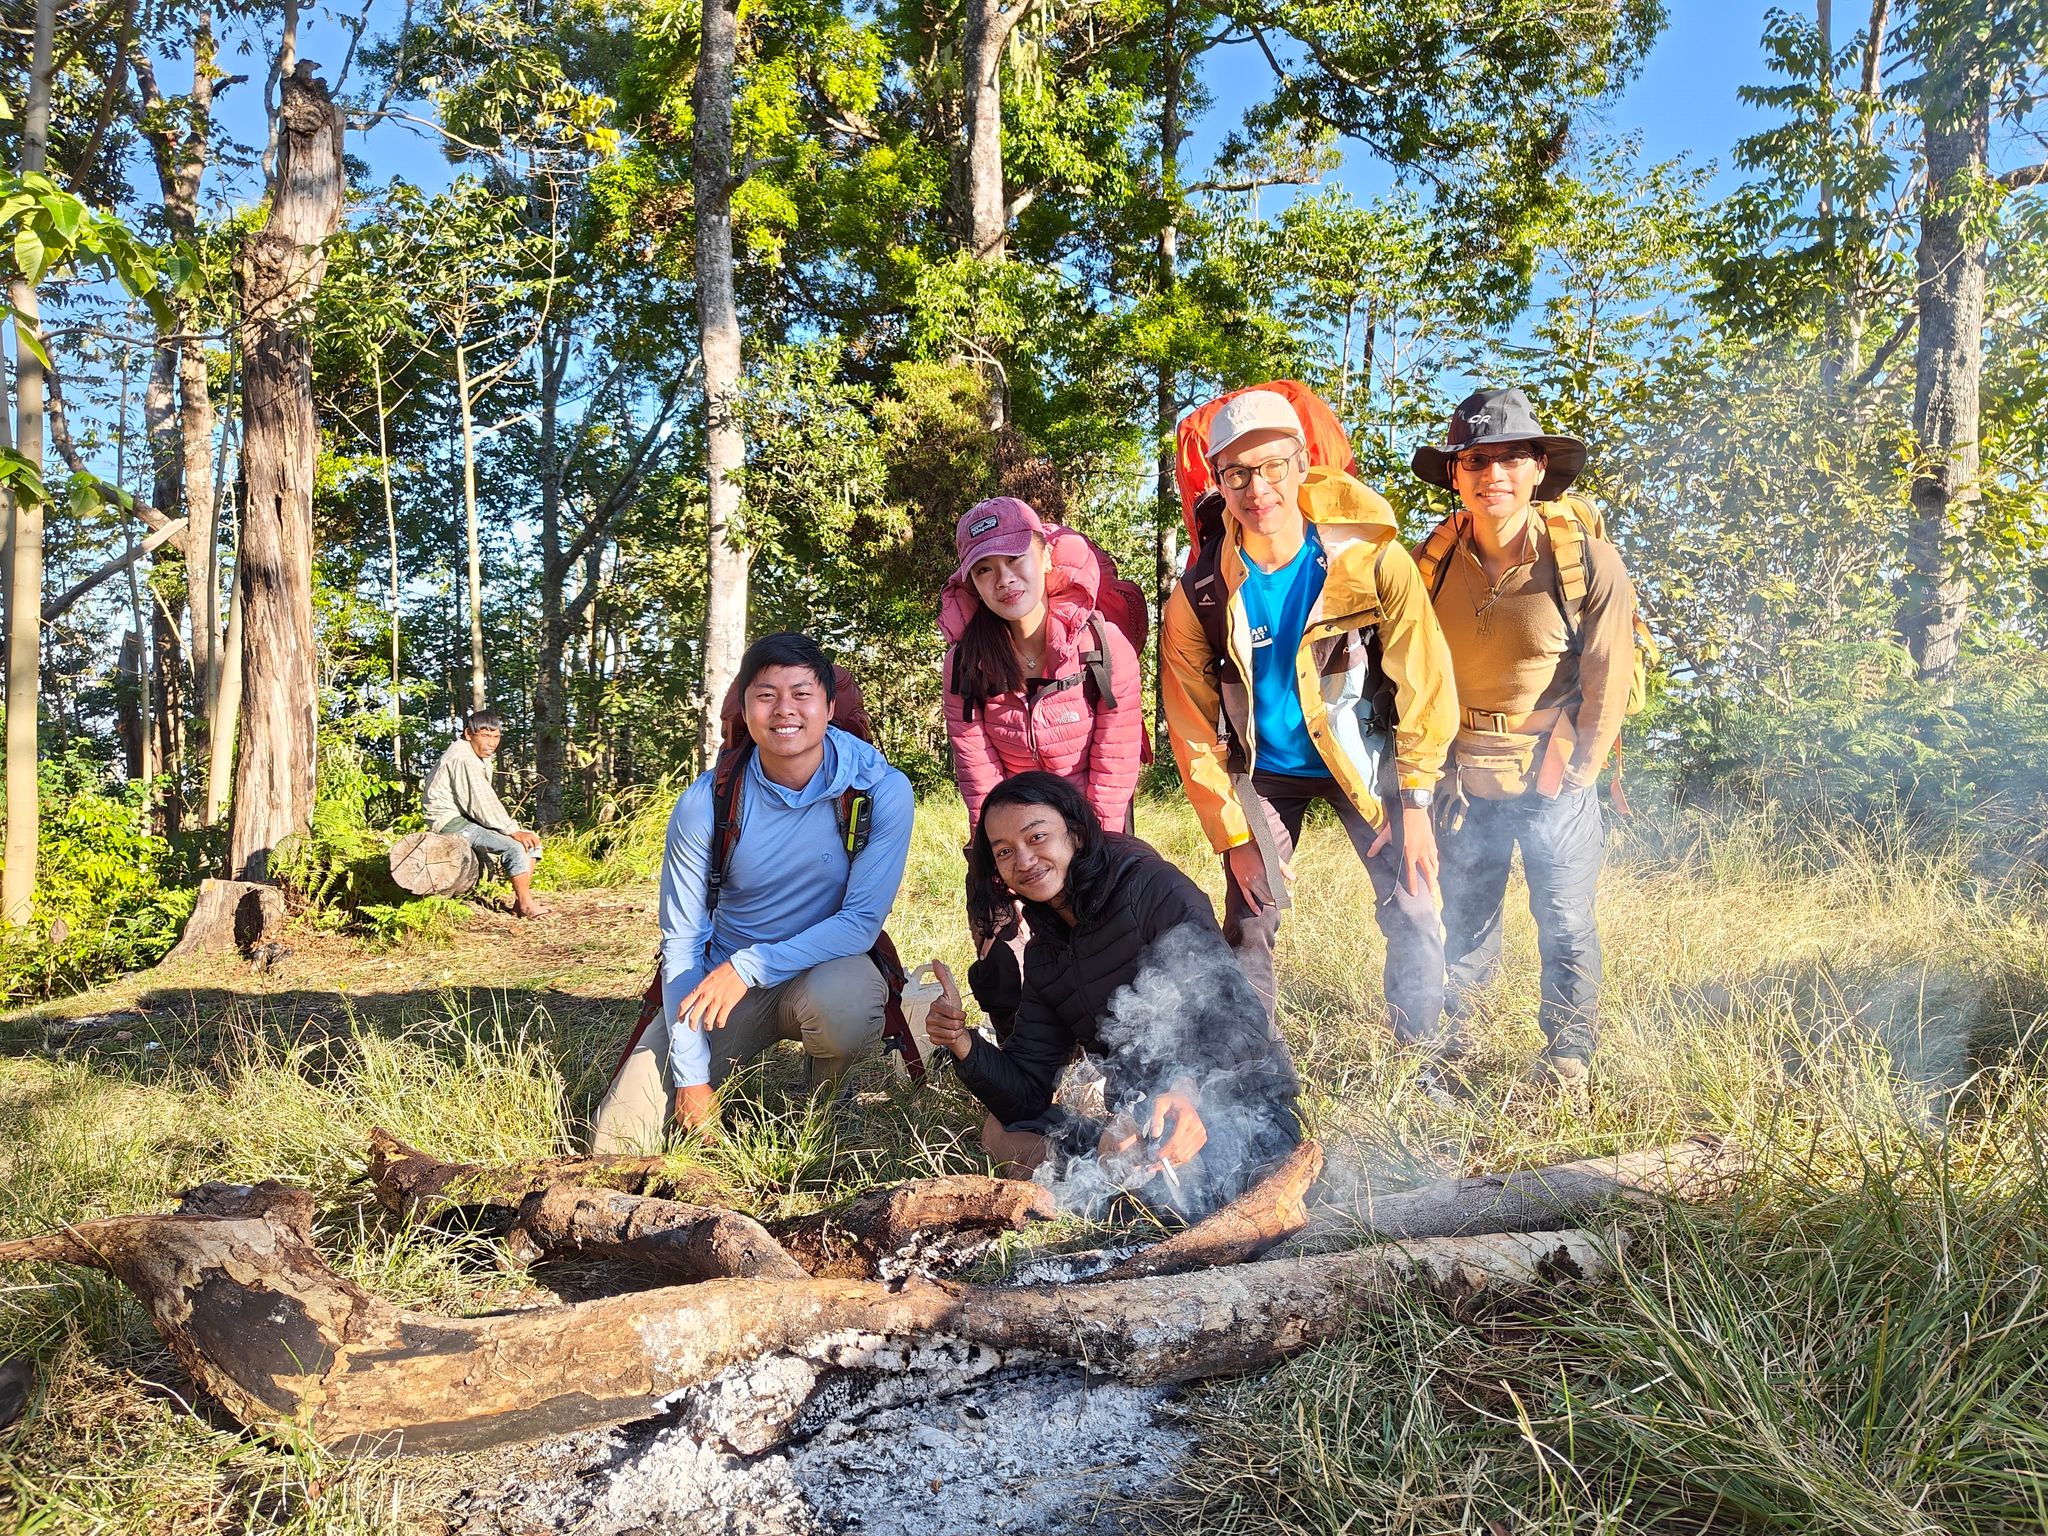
[12,226,45,285]
[11,320,49,370]
[42,193,83,246]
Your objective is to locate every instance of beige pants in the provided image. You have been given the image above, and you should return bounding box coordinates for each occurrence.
[590,953,887,1152]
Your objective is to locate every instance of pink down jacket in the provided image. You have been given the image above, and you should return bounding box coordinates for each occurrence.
[943,596,1144,833]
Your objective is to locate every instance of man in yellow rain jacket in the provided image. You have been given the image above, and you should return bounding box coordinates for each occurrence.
[1162,389,1460,1053]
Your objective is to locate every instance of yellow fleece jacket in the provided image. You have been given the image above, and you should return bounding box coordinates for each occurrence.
[1162,466,1458,854]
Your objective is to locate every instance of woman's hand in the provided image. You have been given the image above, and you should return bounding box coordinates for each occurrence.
[924,959,974,1061]
[1145,1078,1208,1168]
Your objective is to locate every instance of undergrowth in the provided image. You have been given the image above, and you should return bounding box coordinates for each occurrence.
[0,794,2043,1533]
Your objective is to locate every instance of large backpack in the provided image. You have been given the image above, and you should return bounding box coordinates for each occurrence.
[611,667,927,1091]
[1414,496,1660,808]
[1174,380,1359,557]
[940,521,1148,725]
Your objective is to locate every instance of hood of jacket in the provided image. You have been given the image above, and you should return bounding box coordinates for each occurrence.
[746,725,895,809]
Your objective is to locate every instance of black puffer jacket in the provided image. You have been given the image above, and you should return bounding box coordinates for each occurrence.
[955,834,1301,1143]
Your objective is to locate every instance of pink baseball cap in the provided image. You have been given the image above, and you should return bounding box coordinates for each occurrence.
[951,497,1047,586]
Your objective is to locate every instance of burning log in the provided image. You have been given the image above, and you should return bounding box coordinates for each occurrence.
[0,1177,1617,1456]
[1288,1133,1745,1249]
[365,1127,726,1226]
[772,1175,1055,1279]
[1099,1139,1324,1282]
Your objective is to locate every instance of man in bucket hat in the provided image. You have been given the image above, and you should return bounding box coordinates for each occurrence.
[1161,387,1459,1060]
[1410,387,1638,1102]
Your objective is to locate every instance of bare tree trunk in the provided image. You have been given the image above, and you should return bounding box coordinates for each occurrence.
[1151,0,1184,761]
[1,0,54,926]
[1902,27,1988,689]
[226,64,343,881]
[202,518,243,825]
[961,0,1015,265]
[372,356,402,775]
[695,0,749,764]
[453,341,489,714]
[533,322,570,824]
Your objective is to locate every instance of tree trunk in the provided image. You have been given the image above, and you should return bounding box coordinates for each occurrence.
[0,1178,1618,1457]
[532,322,570,824]
[695,0,750,765]
[167,877,286,958]
[1902,27,1989,689]
[227,63,343,882]
[1,0,54,927]
[386,830,482,896]
[202,536,242,825]
[1152,0,1184,760]
[373,358,402,775]
[454,341,488,715]
[961,0,1010,264]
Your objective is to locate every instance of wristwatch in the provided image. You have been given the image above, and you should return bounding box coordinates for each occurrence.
[1399,788,1434,810]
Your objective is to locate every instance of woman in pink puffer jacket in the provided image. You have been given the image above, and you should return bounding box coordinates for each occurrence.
[941,497,1144,838]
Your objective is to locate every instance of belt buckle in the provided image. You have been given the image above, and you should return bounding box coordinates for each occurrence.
[1474,709,1510,734]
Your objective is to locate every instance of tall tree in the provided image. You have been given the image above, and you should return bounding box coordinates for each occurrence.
[1,0,55,928]
[695,0,747,762]
[227,63,343,881]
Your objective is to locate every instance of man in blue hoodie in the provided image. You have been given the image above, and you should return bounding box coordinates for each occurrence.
[591,633,915,1145]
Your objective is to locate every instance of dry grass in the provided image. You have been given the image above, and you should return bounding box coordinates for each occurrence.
[0,794,2044,1533]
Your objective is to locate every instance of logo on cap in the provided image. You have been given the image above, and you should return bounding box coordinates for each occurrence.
[968,515,1000,538]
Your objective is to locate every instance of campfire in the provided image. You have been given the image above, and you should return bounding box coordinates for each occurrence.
[0,1129,1740,1466]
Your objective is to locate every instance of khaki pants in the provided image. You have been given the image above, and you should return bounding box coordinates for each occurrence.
[590,953,887,1152]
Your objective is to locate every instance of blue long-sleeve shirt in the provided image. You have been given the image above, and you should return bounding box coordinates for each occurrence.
[659,727,914,1087]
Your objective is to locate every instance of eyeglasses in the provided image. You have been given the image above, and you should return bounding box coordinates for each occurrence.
[1217,452,1303,491]
[1454,445,1540,474]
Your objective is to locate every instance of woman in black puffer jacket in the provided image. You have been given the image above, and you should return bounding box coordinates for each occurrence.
[926,772,1301,1219]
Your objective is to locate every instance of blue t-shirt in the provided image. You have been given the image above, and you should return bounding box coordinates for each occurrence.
[1239,529,1327,777]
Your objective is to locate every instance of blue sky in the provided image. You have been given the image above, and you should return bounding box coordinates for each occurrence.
[198,0,1787,215]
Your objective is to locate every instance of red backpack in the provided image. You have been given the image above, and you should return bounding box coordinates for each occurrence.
[611,668,927,1089]
[1175,380,1358,556]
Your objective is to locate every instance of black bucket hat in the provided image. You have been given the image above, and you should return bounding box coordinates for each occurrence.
[1411,387,1587,502]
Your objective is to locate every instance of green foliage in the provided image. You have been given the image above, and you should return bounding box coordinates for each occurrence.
[269,739,416,917]
[0,750,193,1004]
[355,895,471,950]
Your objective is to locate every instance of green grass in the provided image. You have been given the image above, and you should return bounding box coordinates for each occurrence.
[0,794,2044,1533]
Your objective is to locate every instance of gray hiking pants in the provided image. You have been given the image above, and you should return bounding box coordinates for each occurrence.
[1222,771,1448,1048]
[590,953,886,1152]
[1439,784,1605,1060]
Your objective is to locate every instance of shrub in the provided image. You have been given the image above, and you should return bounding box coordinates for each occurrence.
[0,748,194,1003]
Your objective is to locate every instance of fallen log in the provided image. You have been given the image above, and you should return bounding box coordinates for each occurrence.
[1099,1139,1323,1282]
[503,1184,808,1282]
[372,1134,1051,1283]
[365,1127,725,1226]
[1287,1133,1744,1249]
[0,1179,1617,1457]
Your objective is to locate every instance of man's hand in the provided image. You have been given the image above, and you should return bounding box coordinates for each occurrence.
[1366,809,1440,899]
[678,962,749,1032]
[1226,839,1292,914]
[673,1083,717,1133]
[1145,1079,1208,1168]
[513,829,541,850]
[923,959,974,1061]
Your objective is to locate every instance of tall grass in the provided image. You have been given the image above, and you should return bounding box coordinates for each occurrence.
[0,794,2043,1533]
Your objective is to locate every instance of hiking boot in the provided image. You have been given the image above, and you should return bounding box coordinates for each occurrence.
[1525,1050,1593,1114]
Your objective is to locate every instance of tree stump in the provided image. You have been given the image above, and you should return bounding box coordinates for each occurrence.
[388,831,481,897]
[168,879,287,959]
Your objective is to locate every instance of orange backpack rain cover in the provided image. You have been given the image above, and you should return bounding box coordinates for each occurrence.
[1175,380,1358,551]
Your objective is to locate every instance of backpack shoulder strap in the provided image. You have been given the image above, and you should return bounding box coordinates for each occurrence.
[1415,516,1460,601]
[835,786,873,860]
[1540,502,1592,645]
[707,744,751,915]
[1080,612,1116,710]
[1178,534,1232,671]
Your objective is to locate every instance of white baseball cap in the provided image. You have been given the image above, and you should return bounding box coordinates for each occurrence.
[1206,389,1306,465]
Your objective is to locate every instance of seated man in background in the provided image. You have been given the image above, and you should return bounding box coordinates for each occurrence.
[592,632,915,1148]
[422,709,550,920]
